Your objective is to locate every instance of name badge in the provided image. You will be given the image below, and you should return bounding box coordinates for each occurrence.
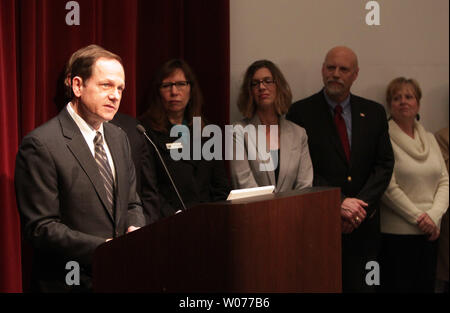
[166,142,183,150]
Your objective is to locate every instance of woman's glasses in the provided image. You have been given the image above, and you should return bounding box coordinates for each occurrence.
[160,81,190,92]
[250,78,276,88]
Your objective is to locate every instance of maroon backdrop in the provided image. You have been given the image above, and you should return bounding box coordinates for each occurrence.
[0,0,229,292]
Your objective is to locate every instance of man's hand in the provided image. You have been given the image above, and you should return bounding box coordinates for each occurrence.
[105,226,141,241]
[341,198,368,228]
[127,226,141,234]
[341,218,355,234]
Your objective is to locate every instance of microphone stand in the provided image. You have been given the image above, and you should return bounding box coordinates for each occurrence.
[136,125,187,212]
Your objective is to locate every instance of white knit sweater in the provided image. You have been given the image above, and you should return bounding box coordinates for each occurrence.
[381,120,449,235]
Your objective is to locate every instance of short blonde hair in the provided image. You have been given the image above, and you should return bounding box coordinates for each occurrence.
[237,60,292,119]
[386,77,422,108]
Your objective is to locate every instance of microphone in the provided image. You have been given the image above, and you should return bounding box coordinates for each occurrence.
[136,124,187,212]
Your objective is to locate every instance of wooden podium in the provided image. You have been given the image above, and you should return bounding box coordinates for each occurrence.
[93,187,341,292]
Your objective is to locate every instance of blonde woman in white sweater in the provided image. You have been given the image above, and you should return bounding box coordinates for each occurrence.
[380,77,449,293]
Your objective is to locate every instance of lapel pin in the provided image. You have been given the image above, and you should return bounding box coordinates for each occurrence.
[360,113,365,117]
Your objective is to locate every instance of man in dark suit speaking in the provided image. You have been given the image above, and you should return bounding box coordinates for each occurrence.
[287,46,394,292]
[15,45,145,292]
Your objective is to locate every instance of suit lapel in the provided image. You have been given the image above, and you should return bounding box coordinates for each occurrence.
[350,96,364,169]
[277,117,292,190]
[59,109,115,222]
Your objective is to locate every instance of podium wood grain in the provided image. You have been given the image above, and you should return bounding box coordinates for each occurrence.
[93,187,341,292]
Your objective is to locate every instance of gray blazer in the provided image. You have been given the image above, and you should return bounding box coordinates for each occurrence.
[15,108,145,291]
[230,115,313,192]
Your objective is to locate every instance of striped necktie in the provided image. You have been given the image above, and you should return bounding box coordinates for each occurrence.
[94,131,115,211]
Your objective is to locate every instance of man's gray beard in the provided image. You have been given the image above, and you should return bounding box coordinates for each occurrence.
[325,84,344,98]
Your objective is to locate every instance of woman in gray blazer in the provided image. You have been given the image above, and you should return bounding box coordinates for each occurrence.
[230,60,313,192]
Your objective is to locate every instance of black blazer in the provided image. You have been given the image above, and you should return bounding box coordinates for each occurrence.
[110,113,146,191]
[15,108,145,291]
[141,121,230,220]
[287,90,394,248]
[110,113,159,225]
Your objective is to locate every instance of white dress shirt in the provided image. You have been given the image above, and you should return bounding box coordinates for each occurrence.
[66,103,116,180]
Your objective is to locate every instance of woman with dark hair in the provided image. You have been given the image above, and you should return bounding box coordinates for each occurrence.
[140,59,204,132]
[140,59,230,220]
[379,77,449,292]
[230,60,313,191]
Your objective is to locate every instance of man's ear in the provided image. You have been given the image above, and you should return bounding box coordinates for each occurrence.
[353,67,359,81]
[72,76,83,97]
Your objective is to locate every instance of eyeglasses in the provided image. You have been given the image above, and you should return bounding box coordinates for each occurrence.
[251,78,276,88]
[160,81,190,91]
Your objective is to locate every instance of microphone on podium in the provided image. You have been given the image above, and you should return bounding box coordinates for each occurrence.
[136,124,187,212]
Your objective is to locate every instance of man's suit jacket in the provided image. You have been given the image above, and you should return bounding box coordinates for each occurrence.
[287,90,394,251]
[15,108,145,292]
[230,115,313,192]
[141,121,231,220]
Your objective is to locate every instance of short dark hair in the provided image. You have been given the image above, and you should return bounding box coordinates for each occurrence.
[140,59,204,132]
[237,60,292,119]
[64,44,122,99]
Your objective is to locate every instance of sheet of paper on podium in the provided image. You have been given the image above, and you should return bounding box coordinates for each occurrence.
[226,185,275,200]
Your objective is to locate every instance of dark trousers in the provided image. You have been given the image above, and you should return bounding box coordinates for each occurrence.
[342,254,379,293]
[379,233,437,293]
[341,234,380,293]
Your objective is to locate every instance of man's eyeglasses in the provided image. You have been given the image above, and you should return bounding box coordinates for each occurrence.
[160,81,190,91]
[251,78,276,88]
